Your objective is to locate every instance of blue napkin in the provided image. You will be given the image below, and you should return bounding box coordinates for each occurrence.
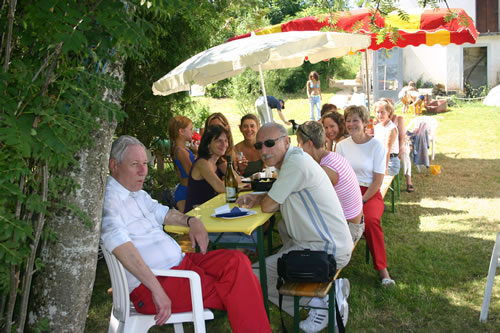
[215,206,248,218]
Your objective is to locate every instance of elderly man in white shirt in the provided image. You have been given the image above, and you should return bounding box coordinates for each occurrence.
[101,135,271,332]
[236,123,353,332]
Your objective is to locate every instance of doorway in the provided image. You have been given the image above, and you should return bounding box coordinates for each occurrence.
[463,47,487,94]
[373,48,403,102]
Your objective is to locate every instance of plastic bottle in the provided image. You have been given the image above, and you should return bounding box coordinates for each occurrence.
[225,155,238,203]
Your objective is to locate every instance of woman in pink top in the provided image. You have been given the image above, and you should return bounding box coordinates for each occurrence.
[296,121,364,242]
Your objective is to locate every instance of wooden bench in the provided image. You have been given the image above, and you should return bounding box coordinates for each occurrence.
[278,239,360,333]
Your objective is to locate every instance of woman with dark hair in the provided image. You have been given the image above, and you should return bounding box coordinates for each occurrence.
[320,103,337,118]
[320,110,348,151]
[184,125,228,213]
[336,105,395,286]
[234,114,264,177]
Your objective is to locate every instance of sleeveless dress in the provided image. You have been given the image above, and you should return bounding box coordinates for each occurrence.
[184,158,223,213]
[173,147,196,203]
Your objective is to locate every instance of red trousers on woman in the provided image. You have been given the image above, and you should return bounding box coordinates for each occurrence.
[361,186,388,271]
[130,249,271,333]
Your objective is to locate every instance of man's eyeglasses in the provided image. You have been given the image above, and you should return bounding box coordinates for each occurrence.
[254,136,285,150]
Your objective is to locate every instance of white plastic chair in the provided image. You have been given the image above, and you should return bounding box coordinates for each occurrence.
[480,232,500,322]
[102,246,214,333]
[407,116,439,161]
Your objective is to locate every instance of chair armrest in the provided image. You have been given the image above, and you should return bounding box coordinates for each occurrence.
[151,269,206,330]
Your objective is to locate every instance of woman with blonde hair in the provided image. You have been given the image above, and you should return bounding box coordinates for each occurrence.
[306,71,322,121]
[168,115,196,212]
[336,105,395,286]
[373,99,401,176]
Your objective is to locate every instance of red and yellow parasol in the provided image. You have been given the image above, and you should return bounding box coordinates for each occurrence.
[228,8,478,51]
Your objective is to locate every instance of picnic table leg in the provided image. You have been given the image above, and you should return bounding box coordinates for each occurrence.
[256,225,269,316]
[328,285,335,333]
[294,296,300,333]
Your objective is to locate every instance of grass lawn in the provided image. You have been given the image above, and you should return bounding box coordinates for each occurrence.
[85,95,500,332]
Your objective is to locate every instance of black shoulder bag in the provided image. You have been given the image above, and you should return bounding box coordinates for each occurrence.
[276,249,344,333]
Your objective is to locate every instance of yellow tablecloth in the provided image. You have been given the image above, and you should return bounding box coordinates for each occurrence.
[164,193,273,235]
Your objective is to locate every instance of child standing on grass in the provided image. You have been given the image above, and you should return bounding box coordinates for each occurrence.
[307,71,322,121]
[168,115,197,213]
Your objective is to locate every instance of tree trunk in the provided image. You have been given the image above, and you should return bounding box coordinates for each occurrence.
[27,60,124,332]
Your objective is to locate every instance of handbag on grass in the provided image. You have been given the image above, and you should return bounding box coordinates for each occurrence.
[276,249,344,333]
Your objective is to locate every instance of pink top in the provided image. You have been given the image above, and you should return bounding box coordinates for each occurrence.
[320,152,363,220]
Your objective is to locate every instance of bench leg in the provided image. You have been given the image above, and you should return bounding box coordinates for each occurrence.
[396,173,401,199]
[328,284,336,333]
[294,296,300,333]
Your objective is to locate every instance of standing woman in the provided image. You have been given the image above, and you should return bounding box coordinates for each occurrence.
[320,110,348,152]
[234,114,263,177]
[373,99,401,176]
[306,71,322,121]
[184,125,228,213]
[336,105,395,286]
[168,115,196,213]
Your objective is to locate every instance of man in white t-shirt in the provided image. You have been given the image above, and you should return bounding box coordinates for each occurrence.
[236,123,353,331]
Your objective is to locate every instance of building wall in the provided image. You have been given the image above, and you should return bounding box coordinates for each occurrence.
[396,0,500,90]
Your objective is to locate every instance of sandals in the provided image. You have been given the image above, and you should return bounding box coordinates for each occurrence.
[407,184,415,193]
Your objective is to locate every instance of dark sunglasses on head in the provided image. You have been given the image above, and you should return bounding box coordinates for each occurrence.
[254,136,285,150]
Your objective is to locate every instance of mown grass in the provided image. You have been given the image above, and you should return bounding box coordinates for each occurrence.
[85,96,499,332]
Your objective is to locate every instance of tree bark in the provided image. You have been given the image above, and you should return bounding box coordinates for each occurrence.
[27,60,124,332]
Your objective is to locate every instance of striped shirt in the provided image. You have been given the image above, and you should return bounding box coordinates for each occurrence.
[320,152,363,220]
[101,176,184,292]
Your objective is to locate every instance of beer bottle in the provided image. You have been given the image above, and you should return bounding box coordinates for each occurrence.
[225,155,238,203]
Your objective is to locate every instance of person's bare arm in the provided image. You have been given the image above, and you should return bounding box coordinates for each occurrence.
[113,242,172,325]
[277,110,291,126]
[196,160,225,193]
[363,173,384,202]
[164,209,208,254]
[322,165,339,186]
[261,194,280,213]
[385,128,398,172]
[395,116,406,155]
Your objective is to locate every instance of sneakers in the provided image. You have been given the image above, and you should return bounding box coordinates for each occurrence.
[381,278,396,287]
[299,306,329,333]
[299,278,350,333]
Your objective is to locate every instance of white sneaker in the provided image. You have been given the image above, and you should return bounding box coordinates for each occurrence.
[381,278,396,287]
[299,307,329,333]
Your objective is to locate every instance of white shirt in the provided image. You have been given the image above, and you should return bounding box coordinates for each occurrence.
[336,137,386,186]
[268,147,353,257]
[374,120,399,154]
[101,176,183,292]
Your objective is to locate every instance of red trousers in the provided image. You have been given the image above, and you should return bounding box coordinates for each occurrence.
[361,186,388,271]
[130,249,271,333]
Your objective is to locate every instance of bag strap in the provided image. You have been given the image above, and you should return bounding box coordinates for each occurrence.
[335,297,345,333]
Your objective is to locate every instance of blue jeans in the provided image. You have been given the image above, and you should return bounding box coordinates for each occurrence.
[309,96,321,121]
[388,156,401,176]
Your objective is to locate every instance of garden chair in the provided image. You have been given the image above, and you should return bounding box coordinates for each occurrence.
[102,246,214,333]
[407,116,439,161]
[479,232,500,322]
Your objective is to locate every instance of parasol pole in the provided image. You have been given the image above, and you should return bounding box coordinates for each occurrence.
[258,64,271,121]
[364,51,371,111]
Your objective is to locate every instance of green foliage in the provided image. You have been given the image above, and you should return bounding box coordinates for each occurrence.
[0,0,154,330]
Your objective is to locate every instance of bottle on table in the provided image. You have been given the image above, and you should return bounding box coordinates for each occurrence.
[225,155,238,203]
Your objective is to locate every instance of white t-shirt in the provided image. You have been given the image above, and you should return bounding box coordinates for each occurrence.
[268,147,353,257]
[374,120,399,154]
[336,137,386,185]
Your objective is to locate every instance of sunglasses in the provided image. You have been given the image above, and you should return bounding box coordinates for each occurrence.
[254,136,285,150]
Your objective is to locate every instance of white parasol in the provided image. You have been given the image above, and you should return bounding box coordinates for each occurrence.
[152,31,371,118]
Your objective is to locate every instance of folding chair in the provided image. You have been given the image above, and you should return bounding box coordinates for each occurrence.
[102,246,214,333]
[479,232,500,322]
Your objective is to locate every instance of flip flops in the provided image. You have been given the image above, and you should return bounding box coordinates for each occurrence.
[407,184,415,193]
